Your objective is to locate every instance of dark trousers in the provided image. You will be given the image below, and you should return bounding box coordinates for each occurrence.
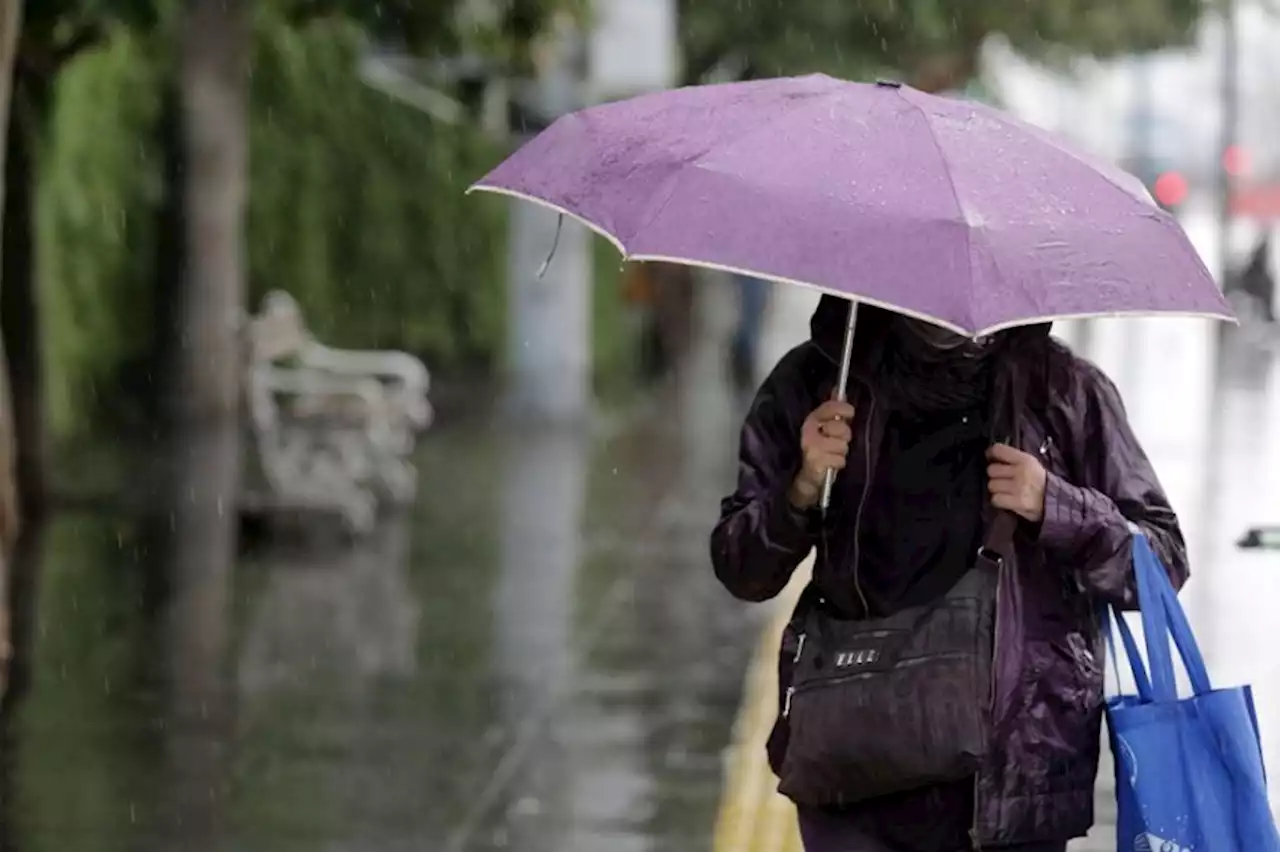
[798,806,1067,852]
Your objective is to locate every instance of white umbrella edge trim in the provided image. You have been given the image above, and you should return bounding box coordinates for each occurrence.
[467,183,1238,339]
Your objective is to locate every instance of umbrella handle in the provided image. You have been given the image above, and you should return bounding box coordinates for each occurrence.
[819,302,859,514]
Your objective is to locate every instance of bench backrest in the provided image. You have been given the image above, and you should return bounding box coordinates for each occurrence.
[249,291,311,365]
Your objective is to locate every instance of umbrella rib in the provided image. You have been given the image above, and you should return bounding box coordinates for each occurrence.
[901,91,976,330]
[623,89,838,247]
[969,101,1153,205]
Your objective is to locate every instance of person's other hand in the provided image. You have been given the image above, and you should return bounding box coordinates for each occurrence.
[791,399,855,509]
[987,443,1047,522]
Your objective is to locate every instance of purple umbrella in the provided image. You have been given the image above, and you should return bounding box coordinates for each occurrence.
[472,74,1229,333]
[471,74,1232,505]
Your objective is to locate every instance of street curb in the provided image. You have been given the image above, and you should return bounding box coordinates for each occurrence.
[712,557,811,852]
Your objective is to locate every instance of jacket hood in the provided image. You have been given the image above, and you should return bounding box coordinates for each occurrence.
[808,295,893,364]
[809,294,1054,363]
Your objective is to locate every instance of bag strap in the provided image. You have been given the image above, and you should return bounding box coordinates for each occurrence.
[1105,534,1212,705]
[801,359,1022,618]
[801,502,1014,624]
[1132,534,1211,700]
[979,509,1017,566]
[1102,603,1153,702]
[1155,568,1212,696]
[980,357,1025,568]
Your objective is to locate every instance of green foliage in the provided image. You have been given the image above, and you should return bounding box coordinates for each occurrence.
[37,18,517,438]
[244,18,507,365]
[679,0,1208,85]
[260,0,580,73]
[7,517,163,852]
[259,0,456,55]
[18,0,163,67]
[38,30,164,436]
[591,236,639,400]
[23,0,589,443]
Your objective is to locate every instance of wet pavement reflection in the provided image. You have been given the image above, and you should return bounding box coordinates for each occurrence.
[0,348,761,851]
[8,288,1280,852]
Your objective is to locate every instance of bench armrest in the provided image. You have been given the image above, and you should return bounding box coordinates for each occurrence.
[301,344,429,391]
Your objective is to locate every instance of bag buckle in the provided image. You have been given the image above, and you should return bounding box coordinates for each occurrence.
[976,545,1004,568]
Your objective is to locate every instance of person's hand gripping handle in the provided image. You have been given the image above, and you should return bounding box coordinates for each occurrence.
[818,302,858,513]
[789,397,855,512]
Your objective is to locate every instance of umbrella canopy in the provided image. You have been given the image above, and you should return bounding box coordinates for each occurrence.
[471,74,1232,337]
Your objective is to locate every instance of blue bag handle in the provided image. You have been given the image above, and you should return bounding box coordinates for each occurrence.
[1128,533,1212,702]
[1131,532,1177,701]
[1103,603,1153,702]
[1153,548,1212,697]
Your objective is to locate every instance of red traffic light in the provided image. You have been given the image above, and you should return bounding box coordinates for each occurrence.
[1224,145,1250,177]
[1154,171,1188,207]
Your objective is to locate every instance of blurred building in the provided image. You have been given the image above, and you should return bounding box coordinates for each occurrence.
[989,2,1280,289]
[587,0,678,99]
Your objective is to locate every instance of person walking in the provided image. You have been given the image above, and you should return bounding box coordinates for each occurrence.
[710,296,1187,852]
[628,261,696,383]
[729,272,770,390]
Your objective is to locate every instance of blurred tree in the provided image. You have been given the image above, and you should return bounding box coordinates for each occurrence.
[14,0,570,502]
[679,0,1207,90]
[153,0,572,421]
[0,0,20,704]
[172,0,247,430]
[2,0,161,519]
[266,0,578,68]
[242,20,508,367]
[35,21,506,451]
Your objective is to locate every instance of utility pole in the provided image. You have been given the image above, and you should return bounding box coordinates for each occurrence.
[1219,0,1240,286]
[506,17,592,425]
[1115,56,1157,384]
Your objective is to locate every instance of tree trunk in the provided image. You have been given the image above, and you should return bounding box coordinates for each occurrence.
[175,0,248,430]
[159,2,248,843]
[150,82,185,423]
[1,74,47,524]
[0,0,23,705]
[0,521,44,851]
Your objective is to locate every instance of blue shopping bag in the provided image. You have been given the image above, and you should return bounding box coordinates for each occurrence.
[1104,534,1280,852]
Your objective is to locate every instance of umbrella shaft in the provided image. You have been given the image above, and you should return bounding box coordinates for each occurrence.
[820,303,859,513]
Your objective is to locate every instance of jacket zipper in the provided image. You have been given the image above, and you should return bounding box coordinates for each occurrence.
[849,397,877,616]
[783,651,967,718]
[972,514,1009,850]
[811,341,877,617]
[783,633,807,717]
[973,437,1049,847]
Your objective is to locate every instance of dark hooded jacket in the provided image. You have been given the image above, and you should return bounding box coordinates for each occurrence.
[710,297,1187,846]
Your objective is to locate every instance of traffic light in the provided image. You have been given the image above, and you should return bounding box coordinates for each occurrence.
[1153,171,1188,209]
[1223,145,1250,177]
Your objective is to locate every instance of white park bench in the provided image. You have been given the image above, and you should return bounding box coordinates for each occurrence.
[242,291,432,534]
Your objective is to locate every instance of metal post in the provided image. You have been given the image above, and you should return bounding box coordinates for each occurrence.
[506,20,592,425]
[1219,0,1239,287]
[1129,56,1154,179]
[507,204,591,423]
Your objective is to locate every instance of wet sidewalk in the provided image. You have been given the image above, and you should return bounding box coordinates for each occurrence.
[0,281,766,852]
[712,302,1280,852]
[6,284,1280,852]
